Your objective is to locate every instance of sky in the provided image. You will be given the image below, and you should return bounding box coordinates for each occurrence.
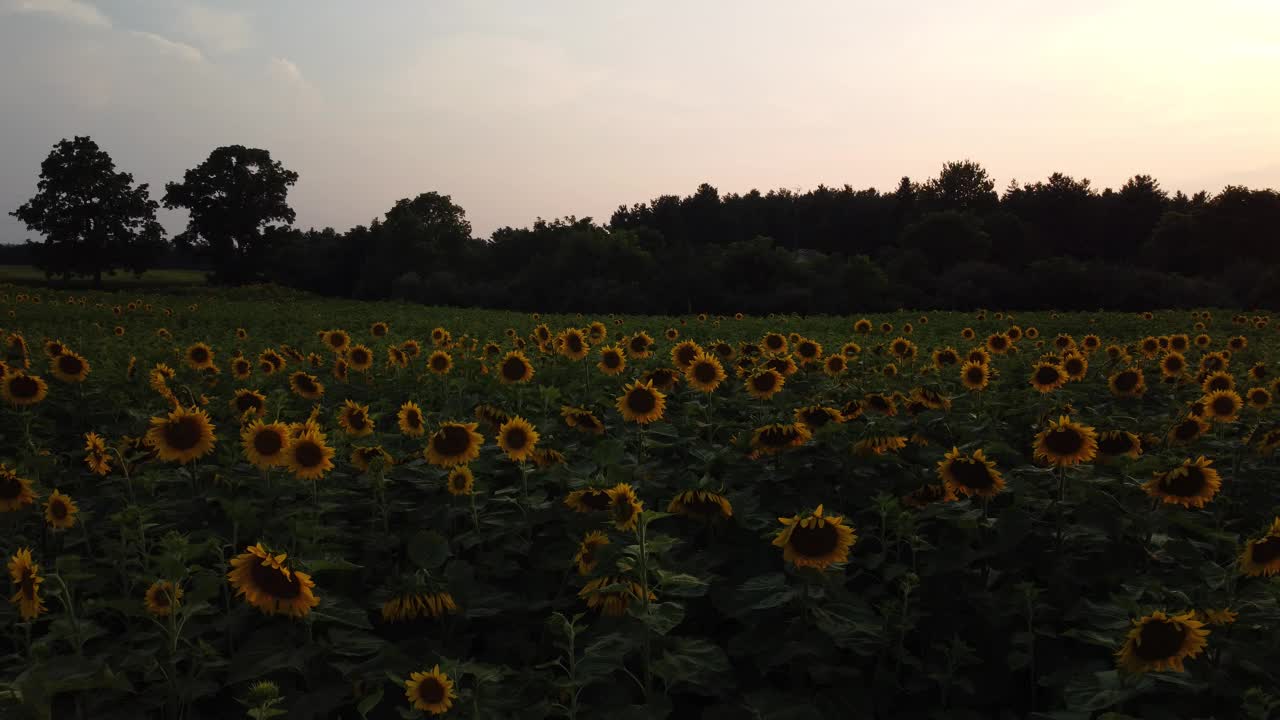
[1,0,1279,242]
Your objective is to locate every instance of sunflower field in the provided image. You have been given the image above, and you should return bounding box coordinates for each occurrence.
[2,283,1280,720]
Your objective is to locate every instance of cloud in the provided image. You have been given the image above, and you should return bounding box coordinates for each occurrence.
[130,30,204,63]
[3,0,110,27]
[176,1,251,53]
[268,56,305,85]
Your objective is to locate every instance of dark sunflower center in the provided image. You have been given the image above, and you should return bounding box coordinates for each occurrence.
[581,490,610,510]
[612,496,636,522]
[949,459,995,489]
[347,411,367,430]
[991,336,1008,349]
[752,374,778,392]
[1043,428,1084,456]
[1133,619,1187,662]
[1160,466,1207,496]
[801,410,832,428]
[1114,372,1139,391]
[254,430,284,456]
[567,335,583,352]
[1143,341,1158,353]
[758,427,794,448]
[9,375,39,399]
[191,348,209,363]
[1250,536,1280,566]
[1211,396,1236,415]
[58,355,84,375]
[329,335,346,348]
[676,346,696,365]
[1208,377,1230,391]
[152,588,171,607]
[504,427,529,450]
[51,500,67,519]
[630,338,647,353]
[799,342,817,357]
[502,358,526,380]
[295,376,317,393]
[604,353,621,368]
[938,352,956,365]
[406,411,422,427]
[432,356,447,370]
[626,389,657,414]
[0,475,21,500]
[1098,433,1134,455]
[248,562,302,600]
[788,521,839,557]
[294,440,325,468]
[1035,366,1061,385]
[163,417,203,451]
[235,360,249,373]
[417,678,446,704]
[868,396,889,411]
[693,363,717,383]
[353,350,369,364]
[966,368,985,383]
[1165,357,1184,372]
[1064,359,1083,374]
[682,494,726,516]
[766,336,783,350]
[1174,420,1201,440]
[451,474,468,490]
[433,426,472,457]
[576,413,600,429]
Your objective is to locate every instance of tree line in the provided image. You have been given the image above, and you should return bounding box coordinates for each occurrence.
[10,136,1280,311]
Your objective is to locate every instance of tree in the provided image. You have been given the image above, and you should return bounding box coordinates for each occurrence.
[10,136,166,287]
[922,160,998,214]
[163,146,299,285]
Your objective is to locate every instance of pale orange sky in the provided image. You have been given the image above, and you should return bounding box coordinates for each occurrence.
[2,0,1278,239]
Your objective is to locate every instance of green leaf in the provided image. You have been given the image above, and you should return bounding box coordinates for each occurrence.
[653,637,730,693]
[408,530,451,570]
[656,571,710,597]
[641,601,685,636]
[356,685,385,719]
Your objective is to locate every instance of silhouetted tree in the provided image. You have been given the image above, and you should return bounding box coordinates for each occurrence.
[11,136,166,287]
[163,146,299,285]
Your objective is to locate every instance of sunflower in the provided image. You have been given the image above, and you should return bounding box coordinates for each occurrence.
[561,405,605,435]
[1158,352,1187,379]
[494,350,534,385]
[960,361,989,391]
[902,482,957,509]
[231,357,252,380]
[854,319,873,334]
[43,490,78,529]
[937,448,1005,499]
[285,430,335,480]
[2,371,48,406]
[1061,353,1088,381]
[564,487,612,513]
[331,358,348,381]
[1143,456,1222,508]
[597,345,627,376]
[397,401,426,437]
[579,576,651,616]
[684,351,726,393]
[1202,389,1243,423]
[1201,371,1235,394]
[559,328,590,361]
[932,347,959,369]
[1228,335,1247,352]
[335,399,372,437]
[399,339,422,358]
[853,434,907,457]
[744,369,785,400]
[8,548,46,621]
[670,340,702,372]
[795,338,823,364]
[370,321,389,338]
[425,422,484,468]
[1167,416,1209,445]
[1240,518,1280,577]
[762,332,788,354]
[794,405,844,430]
[497,416,539,462]
[1097,430,1143,459]
[574,531,610,575]
[588,321,608,342]
[474,404,511,431]
[49,350,91,383]
[592,484,642,534]
[985,333,1011,355]
[0,464,36,512]
[616,380,666,424]
[241,420,290,469]
[446,465,474,496]
[668,489,733,521]
[146,406,216,465]
[227,543,320,618]
[83,432,112,475]
[1108,367,1147,398]
[144,580,183,617]
[773,505,856,570]
[42,338,66,359]
[749,423,812,457]
[822,354,848,377]
[324,329,350,352]
[664,327,679,341]
[1243,386,1272,411]
[185,342,215,370]
[1029,362,1067,393]
[425,350,452,376]
[1138,336,1160,358]
[382,592,459,622]
[285,371,322,401]
[1033,416,1098,467]
[1115,611,1209,674]
[1200,352,1229,374]
[709,340,736,363]
[863,392,897,417]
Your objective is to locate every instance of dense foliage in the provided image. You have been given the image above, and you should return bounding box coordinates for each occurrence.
[2,286,1280,719]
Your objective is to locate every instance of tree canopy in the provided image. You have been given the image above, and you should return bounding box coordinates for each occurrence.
[10,136,166,287]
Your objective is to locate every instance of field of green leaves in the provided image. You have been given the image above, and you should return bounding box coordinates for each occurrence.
[2,283,1279,719]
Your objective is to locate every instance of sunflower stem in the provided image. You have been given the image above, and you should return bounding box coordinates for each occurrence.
[637,515,653,703]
